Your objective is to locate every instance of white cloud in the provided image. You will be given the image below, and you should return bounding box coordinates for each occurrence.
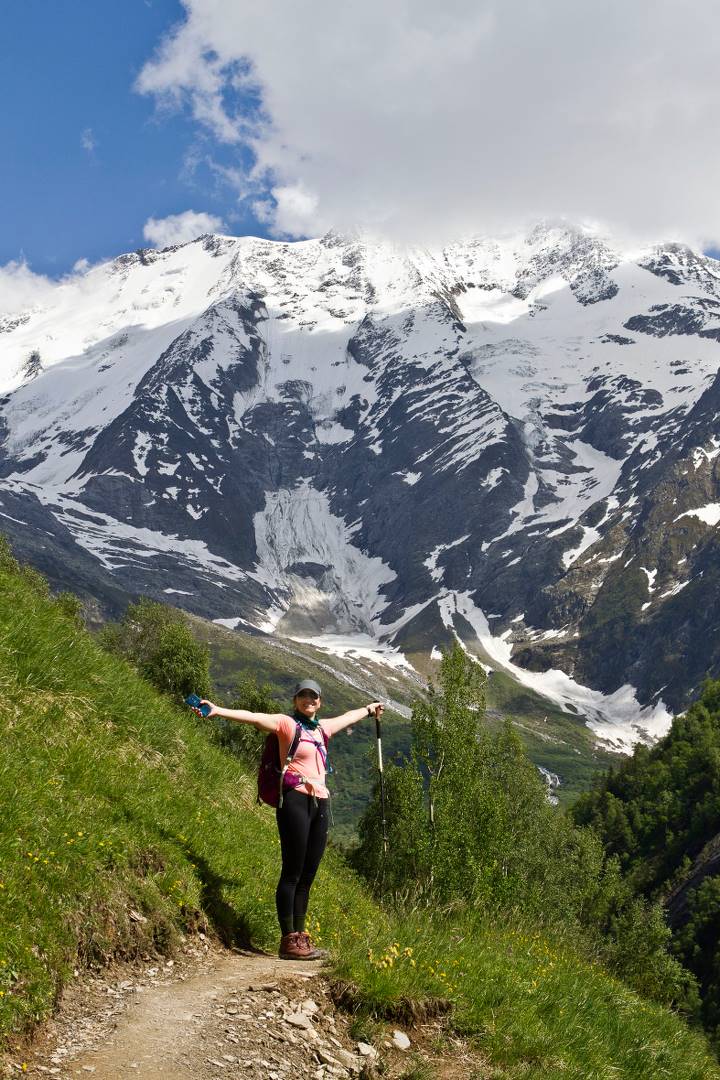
[0,260,58,317]
[253,184,320,238]
[81,128,97,154]
[142,209,225,248]
[137,0,720,246]
[0,258,101,318]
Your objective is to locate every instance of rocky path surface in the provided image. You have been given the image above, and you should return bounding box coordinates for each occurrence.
[4,938,486,1080]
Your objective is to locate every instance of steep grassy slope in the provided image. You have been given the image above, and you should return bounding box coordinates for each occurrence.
[0,543,718,1078]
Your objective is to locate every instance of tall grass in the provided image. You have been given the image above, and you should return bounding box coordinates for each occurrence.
[0,546,718,1077]
[331,911,716,1079]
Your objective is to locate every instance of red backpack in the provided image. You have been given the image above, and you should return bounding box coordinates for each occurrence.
[257,722,329,808]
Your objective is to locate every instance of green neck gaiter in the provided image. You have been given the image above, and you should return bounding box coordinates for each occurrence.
[293,709,320,731]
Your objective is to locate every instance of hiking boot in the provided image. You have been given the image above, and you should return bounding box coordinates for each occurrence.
[295,931,328,960]
[278,931,317,960]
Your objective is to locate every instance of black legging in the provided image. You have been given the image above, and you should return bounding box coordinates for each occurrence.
[275,788,329,935]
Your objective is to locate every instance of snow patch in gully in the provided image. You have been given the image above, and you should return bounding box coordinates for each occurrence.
[250,481,395,636]
[437,590,672,752]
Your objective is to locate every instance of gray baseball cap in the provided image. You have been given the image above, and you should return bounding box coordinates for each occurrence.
[294,678,322,697]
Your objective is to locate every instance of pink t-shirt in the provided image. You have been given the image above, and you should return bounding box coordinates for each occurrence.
[277,716,330,799]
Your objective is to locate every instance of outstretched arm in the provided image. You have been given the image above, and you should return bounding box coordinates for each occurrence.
[193,700,285,734]
[322,702,384,736]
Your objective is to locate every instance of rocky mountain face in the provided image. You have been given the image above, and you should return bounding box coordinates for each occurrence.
[2,224,720,746]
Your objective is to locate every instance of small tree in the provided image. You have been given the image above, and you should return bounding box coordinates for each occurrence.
[355,759,429,894]
[357,645,624,914]
[412,645,490,900]
[98,598,210,700]
[355,644,493,901]
[218,672,284,766]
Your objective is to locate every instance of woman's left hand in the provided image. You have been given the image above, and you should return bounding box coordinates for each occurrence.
[368,702,385,717]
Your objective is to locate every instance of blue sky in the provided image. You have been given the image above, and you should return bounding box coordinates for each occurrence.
[0,0,265,276]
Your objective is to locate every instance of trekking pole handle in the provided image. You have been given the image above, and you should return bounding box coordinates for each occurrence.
[373,707,384,766]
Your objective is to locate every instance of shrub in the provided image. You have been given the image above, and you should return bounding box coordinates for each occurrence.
[98,598,210,700]
[216,672,284,765]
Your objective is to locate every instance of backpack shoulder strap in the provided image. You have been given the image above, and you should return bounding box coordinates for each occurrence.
[278,722,304,809]
[286,721,303,763]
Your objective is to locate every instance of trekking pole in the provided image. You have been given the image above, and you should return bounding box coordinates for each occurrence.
[374,705,389,855]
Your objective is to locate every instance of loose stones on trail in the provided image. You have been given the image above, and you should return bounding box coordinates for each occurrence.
[392,1029,411,1051]
[10,944,487,1079]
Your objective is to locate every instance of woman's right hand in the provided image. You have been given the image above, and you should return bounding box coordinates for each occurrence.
[196,699,219,718]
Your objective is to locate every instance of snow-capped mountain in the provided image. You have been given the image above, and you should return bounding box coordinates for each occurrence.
[2,224,720,747]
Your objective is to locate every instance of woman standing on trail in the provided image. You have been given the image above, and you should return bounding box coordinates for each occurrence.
[195,679,384,961]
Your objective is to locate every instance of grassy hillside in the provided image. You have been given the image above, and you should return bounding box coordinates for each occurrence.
[0,541,718,1077]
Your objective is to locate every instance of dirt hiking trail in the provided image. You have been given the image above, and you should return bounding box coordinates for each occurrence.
[4,938,486,1080]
